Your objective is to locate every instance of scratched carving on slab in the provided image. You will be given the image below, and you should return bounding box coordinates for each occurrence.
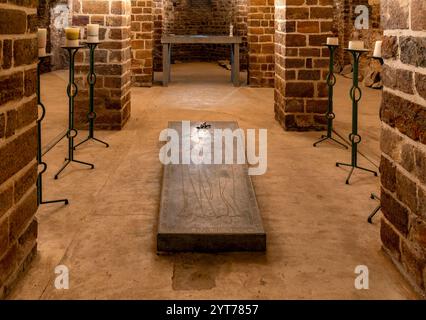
[157,121,266,252]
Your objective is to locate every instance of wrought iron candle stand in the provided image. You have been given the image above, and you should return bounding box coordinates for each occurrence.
[37,54,69,205]
[54,46,95,179]
[336,48,378,184]
[365,55,384,223]
[368,193,381,224]
[74,42,109,149]
[313,44,347,149]
[371,56,384,66]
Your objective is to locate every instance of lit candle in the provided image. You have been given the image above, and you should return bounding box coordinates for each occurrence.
[87,24,99,43]
[37,28,47,57]
[326,37,339,46]
[64,27,80,47]
[373,40,382,58]
[348,40,364,50]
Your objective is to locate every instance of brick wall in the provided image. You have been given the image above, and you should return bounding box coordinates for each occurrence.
[73,0,132,130]
[247,0,274,87]
[152,0,162,71]
[379,0,426,296]
[274,0,332,130]
[155,0,248,70]
[0,0,39,299]
[131,0,153,87]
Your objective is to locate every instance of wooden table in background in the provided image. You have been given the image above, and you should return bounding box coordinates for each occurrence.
[161,35,243,87]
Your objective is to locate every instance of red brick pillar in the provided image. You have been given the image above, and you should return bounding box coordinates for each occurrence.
[379,0,426,296]
[73,0,132,130]
[130,0,154,87]
[0,2,39,298]
[274,0,332,130]
[152,0,163,71]
[248,0,275,87]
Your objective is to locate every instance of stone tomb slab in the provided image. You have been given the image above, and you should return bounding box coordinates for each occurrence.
[157,121,266,252]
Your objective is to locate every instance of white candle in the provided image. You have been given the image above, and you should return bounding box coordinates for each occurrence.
[87,24,99,43]
[373,40,382,57]
[326,37,339,46]
[229,24,234,37]
[348,40,364,50]
[37,28,47,57]
[64,27,80,47]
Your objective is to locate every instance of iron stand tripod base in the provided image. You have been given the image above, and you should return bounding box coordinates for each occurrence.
[313,130,348,149]
[74,136,109,150]
[55,158,95,180]
[37,174,69,205]
[335,162,378,185]
[368,193,381,224]
[41,199,69,205]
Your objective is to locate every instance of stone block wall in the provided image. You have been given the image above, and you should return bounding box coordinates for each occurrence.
[73,0,132,130]
[152,0,162,71]
[130,0,153,86]
[247,0,274,87]
[274,0,332,130]
[0,0,39,299]
[379,0,426,296]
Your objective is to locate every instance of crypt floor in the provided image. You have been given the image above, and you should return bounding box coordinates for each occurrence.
[10,63,418,299]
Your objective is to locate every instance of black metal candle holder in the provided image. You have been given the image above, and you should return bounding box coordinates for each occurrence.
[74,42,109,149]
[54,46,95,179]
[314,44,348,149]
[37,54,69,205]
[371,56,384,65]
[336,48,378,184]
[368,193,381,224]
[366,55,383,223]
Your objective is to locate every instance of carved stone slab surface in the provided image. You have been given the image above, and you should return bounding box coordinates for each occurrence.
[157,121,266,252]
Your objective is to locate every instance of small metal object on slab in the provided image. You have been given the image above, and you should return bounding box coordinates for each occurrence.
[157,121,266,252]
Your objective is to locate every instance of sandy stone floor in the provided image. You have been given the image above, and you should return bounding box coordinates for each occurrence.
[9,63,418,299]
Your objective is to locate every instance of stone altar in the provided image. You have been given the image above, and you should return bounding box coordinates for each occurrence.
[161,35,242,87]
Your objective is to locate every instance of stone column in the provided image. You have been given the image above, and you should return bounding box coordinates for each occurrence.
[274,0,332,130]
[379,0,426,296]
[73,0,132,130]
[0,1,39,298]
[247,0,275,87]
[130,0,154,87]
